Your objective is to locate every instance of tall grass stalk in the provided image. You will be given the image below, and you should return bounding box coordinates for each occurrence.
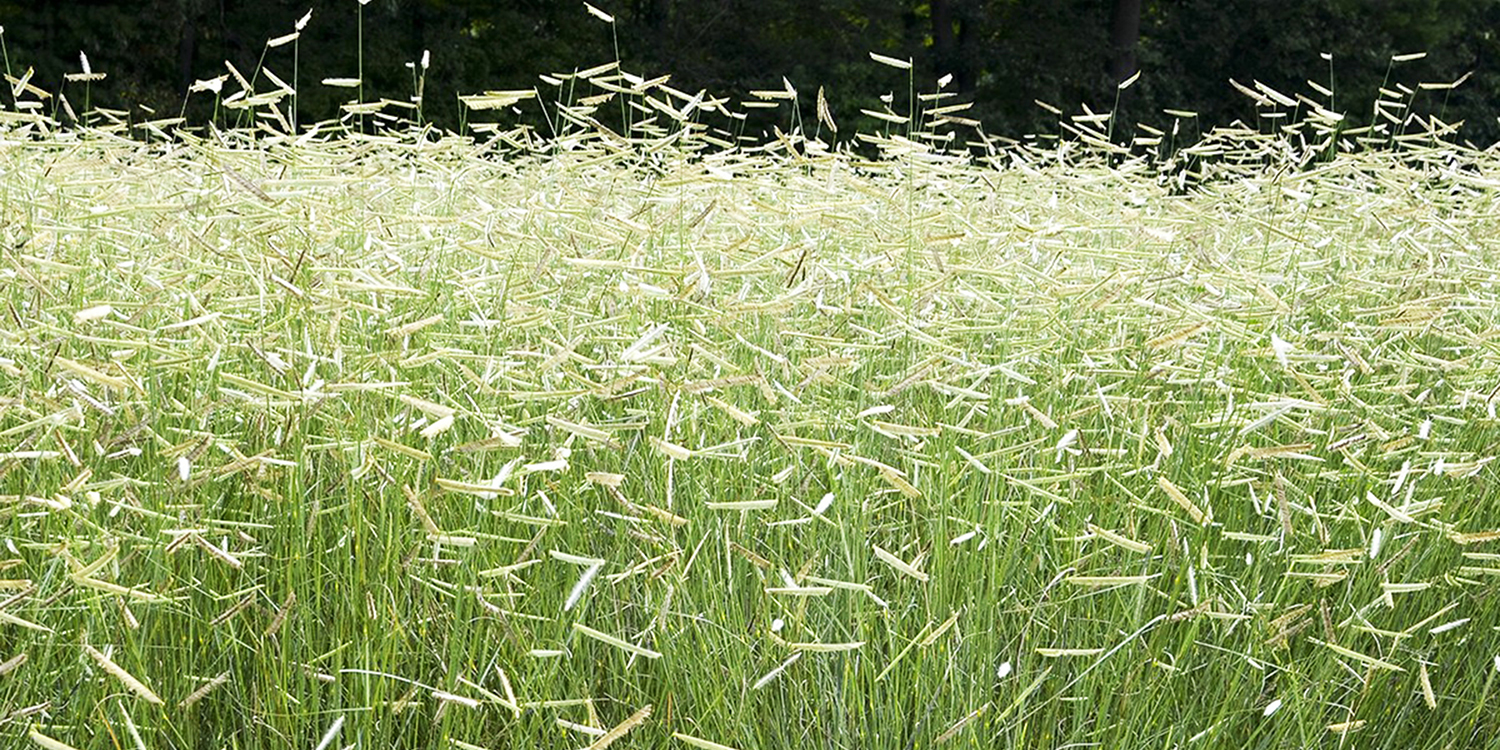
[0,26,12,110]
[357,0,370,132]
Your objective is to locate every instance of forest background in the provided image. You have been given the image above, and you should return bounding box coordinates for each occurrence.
[0,0,1495,144]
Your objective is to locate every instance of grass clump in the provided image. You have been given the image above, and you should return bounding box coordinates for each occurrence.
[0,26,1497,750]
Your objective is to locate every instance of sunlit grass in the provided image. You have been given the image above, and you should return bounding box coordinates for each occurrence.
[0,34,1497,750]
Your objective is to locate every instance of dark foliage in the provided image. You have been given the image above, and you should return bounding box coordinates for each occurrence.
[0,0,1494,144]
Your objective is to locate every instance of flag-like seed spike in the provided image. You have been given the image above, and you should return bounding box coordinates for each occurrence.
[179,670,231,709]
[586,704,652,750]
[573,623,662,660]
[83,644,163,705]
[29,729,82,750]
[1157,476,1208,525]
[873,545,929,581]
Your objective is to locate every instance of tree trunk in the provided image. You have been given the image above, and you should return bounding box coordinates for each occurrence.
[177,8,199,96]
[955,0,978,92]
[933,0,955,78]
[1108,0,1142,86]
[932,0,978,92]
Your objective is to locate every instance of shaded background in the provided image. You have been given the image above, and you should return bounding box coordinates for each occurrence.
[0,0,1496,145]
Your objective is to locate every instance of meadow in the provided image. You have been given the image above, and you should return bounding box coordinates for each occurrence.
[0,38,1498,750]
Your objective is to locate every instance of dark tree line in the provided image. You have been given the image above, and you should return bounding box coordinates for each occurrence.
[0,0,1497,145]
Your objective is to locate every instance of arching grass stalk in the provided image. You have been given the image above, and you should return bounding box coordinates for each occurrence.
[267,10,312,133]
[237,45,275,131]
[1377,51,1427,147]
[357,0,372,133]
[184,76,227,129]
[62,52,106,124]
[0,26,13,110]
[867,52,918,295]
[907,57,915,141]
[786,79,803,138]
[407,50,429,128]
[584,3,626,134]
[1108,68,1140,143]
[294,9,311,133]
[1428,69,1473,145]
[906,60,916,303]
[904,60,916,301]
[1323,51,1335,112]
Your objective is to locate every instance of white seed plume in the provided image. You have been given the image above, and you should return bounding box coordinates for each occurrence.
[1054,429,1079,462]
[752,652,801,690]
[1429,618,1469,635]
[564,562,604,612]
[812,492,834,516]
[1270,333,1292,368]
[313,715,345,750]
[74,304,113,322]
[584,2,615,23]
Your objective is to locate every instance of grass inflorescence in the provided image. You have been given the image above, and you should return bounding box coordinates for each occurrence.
[0,18,1497,750]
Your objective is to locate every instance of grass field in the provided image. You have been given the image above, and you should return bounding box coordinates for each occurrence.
[0,46,1498,750]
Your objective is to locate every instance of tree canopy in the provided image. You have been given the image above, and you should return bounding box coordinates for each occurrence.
[0,0,1495,145]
